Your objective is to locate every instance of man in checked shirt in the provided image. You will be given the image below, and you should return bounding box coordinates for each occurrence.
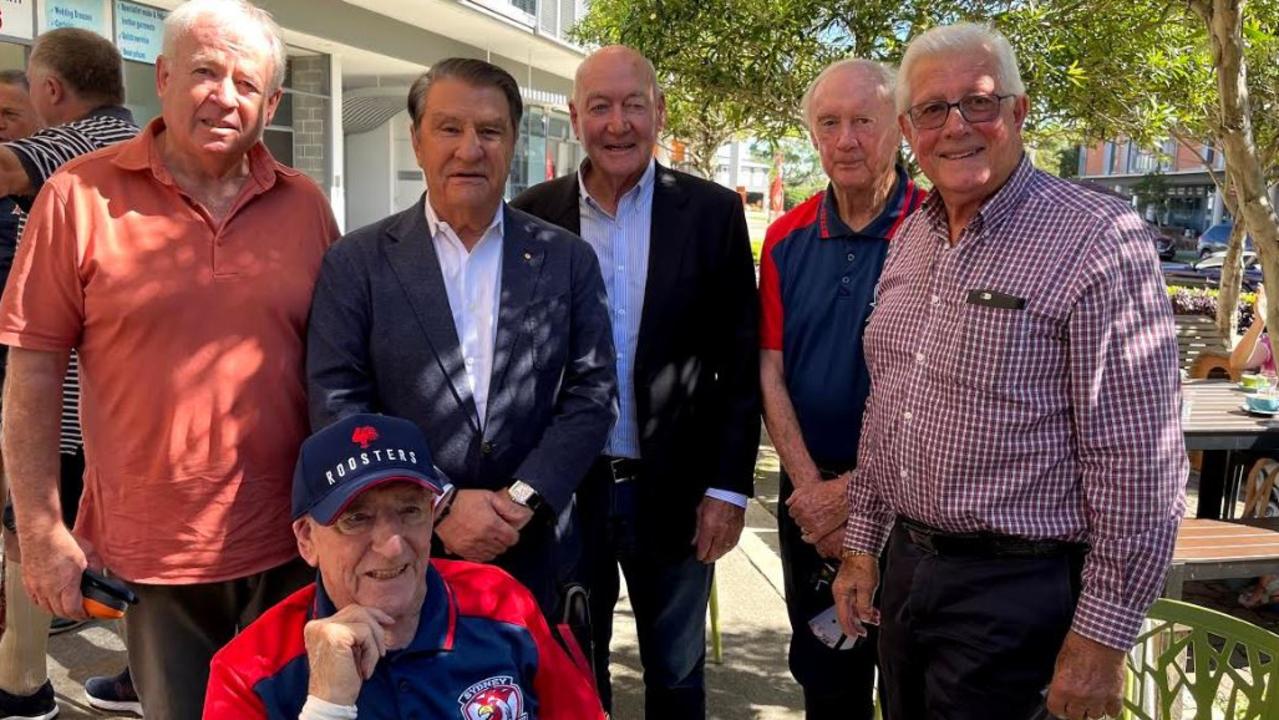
[833,23,1186,720]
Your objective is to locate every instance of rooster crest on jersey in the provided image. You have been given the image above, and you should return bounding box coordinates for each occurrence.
[351,425,379,449]
[458,676,526,720]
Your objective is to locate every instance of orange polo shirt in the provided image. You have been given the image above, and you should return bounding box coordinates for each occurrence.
[0,119,339,584]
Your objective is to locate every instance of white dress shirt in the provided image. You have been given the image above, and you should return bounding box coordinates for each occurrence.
[578,160,746,509]
[424,192,504,427]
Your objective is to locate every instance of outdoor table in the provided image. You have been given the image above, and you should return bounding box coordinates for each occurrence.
[1181,378,1279,518]
[1165,517,1279,598]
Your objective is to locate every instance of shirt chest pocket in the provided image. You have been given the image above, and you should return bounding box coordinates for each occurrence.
[947,295,1065,395]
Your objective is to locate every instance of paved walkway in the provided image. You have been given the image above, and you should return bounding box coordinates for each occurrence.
[42,441,801,719]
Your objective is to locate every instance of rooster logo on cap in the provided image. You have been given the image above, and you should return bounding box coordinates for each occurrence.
[351,425,379,449]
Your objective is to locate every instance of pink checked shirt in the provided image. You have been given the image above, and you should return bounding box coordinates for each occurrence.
[844,156,1187,650]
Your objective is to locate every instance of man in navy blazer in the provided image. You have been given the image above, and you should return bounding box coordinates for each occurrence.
[306,58,617,618]
[512,46,760,719]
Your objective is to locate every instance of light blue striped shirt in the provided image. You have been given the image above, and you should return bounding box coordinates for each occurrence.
[578,160,654,459]
[578,160,746,508]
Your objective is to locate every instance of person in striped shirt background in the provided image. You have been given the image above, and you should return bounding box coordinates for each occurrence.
[0,28,140,720]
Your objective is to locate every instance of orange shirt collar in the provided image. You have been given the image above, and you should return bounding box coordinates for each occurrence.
[112,116,292,192]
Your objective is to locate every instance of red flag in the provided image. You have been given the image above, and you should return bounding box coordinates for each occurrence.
[769,151,785,219]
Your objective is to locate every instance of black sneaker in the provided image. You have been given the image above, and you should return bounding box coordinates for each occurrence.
[83,669,141,717]
[0,680,58,720]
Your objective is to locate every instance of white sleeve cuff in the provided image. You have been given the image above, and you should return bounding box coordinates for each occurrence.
[704,488,749,508]
[299,695,358,720]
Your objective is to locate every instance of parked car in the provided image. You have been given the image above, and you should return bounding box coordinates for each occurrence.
[1197,222,1253,258]
[1164,250,1264,290]
[1153,231,1176,261]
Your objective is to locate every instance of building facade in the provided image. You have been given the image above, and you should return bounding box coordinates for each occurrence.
[714,139,769,207]
[1077,138,1227,234]
[0,0,589,231]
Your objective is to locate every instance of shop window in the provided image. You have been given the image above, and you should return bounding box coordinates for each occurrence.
[123,60,160,125]
[0,42,26,72]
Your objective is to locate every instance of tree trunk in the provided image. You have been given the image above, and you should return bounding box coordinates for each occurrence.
[1217,173,1246,343]
[1192,0,1279,361]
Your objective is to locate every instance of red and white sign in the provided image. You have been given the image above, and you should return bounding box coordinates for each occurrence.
[0,0,35,41]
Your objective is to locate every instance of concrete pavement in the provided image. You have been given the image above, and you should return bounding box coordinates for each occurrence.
[40,442,804,719]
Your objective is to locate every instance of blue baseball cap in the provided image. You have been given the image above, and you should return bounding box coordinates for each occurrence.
[292,413,448,525]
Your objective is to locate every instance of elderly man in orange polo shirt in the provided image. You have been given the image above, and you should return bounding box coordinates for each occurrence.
[0,0,339,717]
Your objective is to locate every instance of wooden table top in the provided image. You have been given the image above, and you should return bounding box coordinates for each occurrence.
[1173,518,1279,562]
[1182,379,1279,451]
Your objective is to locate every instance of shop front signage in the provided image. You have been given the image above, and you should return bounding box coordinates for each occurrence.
[0,0,35,40]
[114,1,165,64]
[44,0,109,36]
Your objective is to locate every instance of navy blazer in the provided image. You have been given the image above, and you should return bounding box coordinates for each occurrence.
[512,164,760,555]
[306,197,617,556]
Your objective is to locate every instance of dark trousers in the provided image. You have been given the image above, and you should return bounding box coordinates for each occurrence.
[59,448,85,528]
[878,521,1082,720]
[580,462,713,719]
[778,468,877,718]
[126,556,313,720]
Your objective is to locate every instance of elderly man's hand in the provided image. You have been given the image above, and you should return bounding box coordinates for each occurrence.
[832,553,880,640]
[304,604,393,706]
[435,489,520,562]
[19,523,93,620]
[1046,631,1124,720]
[692,496,745,563]
[815,528,846,559]
[492,489,535,532]
[788,473,849,542]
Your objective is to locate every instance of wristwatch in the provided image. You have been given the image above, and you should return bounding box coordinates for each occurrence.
[507,480,546,514]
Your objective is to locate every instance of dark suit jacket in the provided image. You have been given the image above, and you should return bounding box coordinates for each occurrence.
[512,163,760,555]
[306,196,618,604]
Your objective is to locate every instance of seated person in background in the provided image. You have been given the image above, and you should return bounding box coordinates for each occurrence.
[1231,286,1274,377]
[204,413,605,720]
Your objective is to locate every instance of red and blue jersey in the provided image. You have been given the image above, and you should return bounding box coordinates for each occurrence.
[204,559,605,720]
[759,166,927,466]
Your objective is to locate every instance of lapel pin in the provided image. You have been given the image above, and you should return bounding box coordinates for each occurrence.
[523,251,533,261]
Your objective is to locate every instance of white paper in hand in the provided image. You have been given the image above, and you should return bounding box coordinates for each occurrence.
[808,606,859,651]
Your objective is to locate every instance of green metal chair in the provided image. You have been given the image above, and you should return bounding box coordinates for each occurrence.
[1125,598,1279,719]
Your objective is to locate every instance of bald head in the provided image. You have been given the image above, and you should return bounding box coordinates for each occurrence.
[574,45,661,105]
[570,45,666,190]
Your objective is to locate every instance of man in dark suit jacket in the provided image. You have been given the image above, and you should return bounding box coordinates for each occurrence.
[511,46,760,719]
[307,58,617,618]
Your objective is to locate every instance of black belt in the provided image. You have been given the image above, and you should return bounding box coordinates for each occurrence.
[899,517,1086,558]
[596,455,642,483]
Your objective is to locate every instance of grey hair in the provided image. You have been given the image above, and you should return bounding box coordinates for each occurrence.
[896,22,1024,113]
[801,58,896,132]
[162,0,287,92]
[0,69,28,91]
[407,58,523,133]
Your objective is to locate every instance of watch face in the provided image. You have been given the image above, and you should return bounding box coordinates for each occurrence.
[510,483,533,505]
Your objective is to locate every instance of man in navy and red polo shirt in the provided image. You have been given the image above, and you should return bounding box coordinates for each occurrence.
[758,58,926,718]
[204,413,604,720]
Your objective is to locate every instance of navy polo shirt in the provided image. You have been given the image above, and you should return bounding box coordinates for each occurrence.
[759,166,926,466]
[205,559,605,719]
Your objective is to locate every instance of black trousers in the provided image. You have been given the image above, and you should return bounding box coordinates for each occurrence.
[778,468,877,718]
[878,521,1083,720]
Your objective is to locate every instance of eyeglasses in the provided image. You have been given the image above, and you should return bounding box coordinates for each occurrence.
[906,93,1014,130]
